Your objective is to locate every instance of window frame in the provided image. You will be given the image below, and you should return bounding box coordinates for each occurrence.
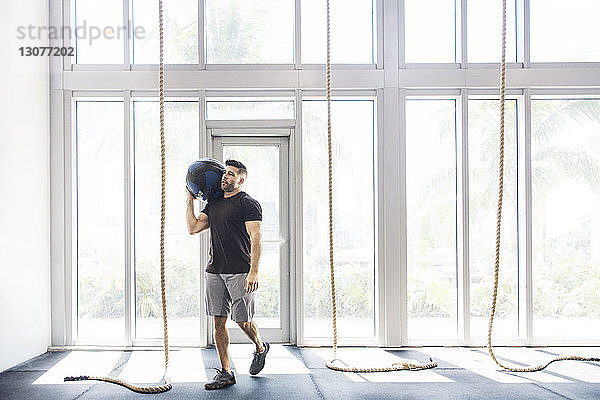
[66,0,382,70]
[404,94,460,345]
[528,92,600,345]
[298,93,379,347]
[49,0,600,349]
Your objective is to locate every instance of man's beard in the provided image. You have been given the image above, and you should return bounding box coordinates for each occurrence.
[222,182,235,192]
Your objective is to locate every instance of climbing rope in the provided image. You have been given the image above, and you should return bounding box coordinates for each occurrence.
[486,0,599,372]
[324,0,436,373]
[65,0,172,392]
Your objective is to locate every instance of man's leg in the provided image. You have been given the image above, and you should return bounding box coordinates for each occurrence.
[214,316,232,373]
[238,320,269,375]
[236,321,264,353]
[228,273,268,374]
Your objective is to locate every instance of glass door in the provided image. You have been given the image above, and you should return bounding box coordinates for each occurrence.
[211,134,290,343]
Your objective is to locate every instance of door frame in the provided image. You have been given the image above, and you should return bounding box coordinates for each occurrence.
[206,121,293,344]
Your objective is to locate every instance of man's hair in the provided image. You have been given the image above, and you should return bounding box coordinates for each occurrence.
[225,159,248,178]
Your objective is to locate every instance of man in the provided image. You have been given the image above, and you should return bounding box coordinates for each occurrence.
[186,159,269,390]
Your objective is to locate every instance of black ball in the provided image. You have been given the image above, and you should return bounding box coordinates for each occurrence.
[186,158,225,201]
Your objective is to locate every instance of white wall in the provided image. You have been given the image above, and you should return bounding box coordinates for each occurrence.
[0,0,50,372]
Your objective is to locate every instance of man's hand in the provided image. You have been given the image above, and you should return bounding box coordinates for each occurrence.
[187,187,195,201]
[245,272,259,293]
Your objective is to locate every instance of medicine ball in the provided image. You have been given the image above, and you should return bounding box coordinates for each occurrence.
[186,158,225,201]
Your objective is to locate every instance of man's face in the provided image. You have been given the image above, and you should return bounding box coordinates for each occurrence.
[221,166,244,192]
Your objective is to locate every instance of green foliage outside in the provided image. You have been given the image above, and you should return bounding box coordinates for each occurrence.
[79,262,124,318]
[136,259,199,319]
[304,264,374,319]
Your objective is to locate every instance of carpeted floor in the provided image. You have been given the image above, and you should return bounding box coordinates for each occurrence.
[1,346,599,400]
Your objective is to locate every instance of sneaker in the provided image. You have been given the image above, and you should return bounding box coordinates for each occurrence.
[204,368,236,390]
[249,341,270,375]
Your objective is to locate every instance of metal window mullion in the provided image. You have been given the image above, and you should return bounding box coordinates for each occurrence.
[124,91,134,345]
[199,0,205,69]
[66,92,75,345]
[397,0,405,68]
[301,90,377,98]
[398,88,407,346]
[64,0,74,69]
[516,0,525,64]
[64,68,600,91]
[383,2,401,347]
[383,0,399,85]
[405,89,462,97]
[523,0,530,68]
[375,0,383,68]
[199,90,209,347]
[294,0,301,69]
[206,89,296,98]
[457,89,470,345]
[459,0,467,66]
[525,91,533,344]
[375,88,386,345]
[294,89,304,346]
[519,88,533,344]
[529,88,600,97]
[123,0,130,68]
[206,120,296,129]
[279,138,290,341]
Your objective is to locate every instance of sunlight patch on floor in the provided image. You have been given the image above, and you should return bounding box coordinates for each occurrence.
[473,347,600,383]
[229,344,310,375]
[472,347,571,383]
[419,347,532,383]
[308,347,454,383]
[33,351,122,385]
[420,347,600,384]
[118,349,207,383]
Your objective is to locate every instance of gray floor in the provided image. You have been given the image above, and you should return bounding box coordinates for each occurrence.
[2,345,600,399]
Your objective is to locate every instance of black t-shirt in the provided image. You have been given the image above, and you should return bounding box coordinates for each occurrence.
[201,191,262,274]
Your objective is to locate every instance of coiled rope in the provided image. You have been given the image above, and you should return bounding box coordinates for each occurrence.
[486,0,599,372]
[65,0,172,392]
[324,0,436,372]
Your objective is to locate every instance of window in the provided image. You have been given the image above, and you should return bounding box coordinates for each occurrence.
[75,0,124,64]
[132,0,198,64]
[302,99,375,340]
[63,1,600,348]
[531,0,600,62]
[406,99,457,339]
[76,101,125,340]
[133,100,200,339]
[468,99,518,339]
[301,0,374,64]
[531,99,600,339]
[206,100,295,119]
[404,0,456,63]
[468,0,517,63]
[205,0,294,64]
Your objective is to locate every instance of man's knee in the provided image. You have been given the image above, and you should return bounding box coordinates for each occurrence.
[237,321,251,330]
[214,316,227,330]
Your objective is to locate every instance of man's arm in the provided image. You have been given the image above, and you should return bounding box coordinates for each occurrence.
[187,190,209,234]
[244,220,262,293]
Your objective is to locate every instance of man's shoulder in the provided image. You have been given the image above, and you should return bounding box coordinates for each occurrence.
[239,191,257,201]
[239,192,261,207]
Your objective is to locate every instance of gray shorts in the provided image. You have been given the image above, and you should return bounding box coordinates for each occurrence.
[205,272,255,322]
